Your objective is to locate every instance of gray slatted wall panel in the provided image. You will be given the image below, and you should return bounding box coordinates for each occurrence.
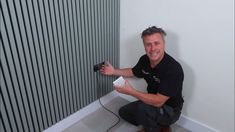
[0,0,120,131]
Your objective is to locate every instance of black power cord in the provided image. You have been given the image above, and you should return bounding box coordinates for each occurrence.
[96,74,121,132]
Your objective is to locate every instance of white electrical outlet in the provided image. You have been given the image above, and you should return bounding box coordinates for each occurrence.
[113,76,125,87]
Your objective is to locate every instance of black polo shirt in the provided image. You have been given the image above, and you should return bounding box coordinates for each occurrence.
[132,53,184,107]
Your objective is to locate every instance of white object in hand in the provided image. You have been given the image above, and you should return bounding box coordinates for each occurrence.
[113,76,125,87]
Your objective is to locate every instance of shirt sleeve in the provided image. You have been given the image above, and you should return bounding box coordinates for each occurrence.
[132,55,146,78]
[158,64,184,97]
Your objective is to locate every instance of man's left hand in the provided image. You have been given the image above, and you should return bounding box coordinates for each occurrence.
[114,79,136,95]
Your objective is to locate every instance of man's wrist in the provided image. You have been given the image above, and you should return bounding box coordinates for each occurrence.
[112,69,117,76]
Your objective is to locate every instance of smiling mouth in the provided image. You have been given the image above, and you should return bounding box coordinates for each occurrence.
[149,51,159,57]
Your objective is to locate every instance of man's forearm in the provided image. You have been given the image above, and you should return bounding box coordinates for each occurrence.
[113,68,134,77]
[130,90,169,107]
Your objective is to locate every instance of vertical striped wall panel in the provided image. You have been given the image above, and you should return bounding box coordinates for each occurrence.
[0,0,120,131]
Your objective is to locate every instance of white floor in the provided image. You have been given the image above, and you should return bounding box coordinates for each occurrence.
[63,96,190,132]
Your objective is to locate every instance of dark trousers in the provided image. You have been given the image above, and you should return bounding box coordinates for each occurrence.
[118,101,182,132]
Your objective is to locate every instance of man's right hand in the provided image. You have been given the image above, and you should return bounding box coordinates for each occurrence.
[100,62,114,75]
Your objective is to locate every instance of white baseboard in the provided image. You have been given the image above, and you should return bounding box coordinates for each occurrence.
[44,90,218,132]
[176,114,218,132]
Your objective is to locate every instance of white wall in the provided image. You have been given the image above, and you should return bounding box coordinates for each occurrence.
[120,0,234,131]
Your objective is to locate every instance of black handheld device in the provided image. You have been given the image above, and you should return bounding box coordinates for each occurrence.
[93,61,106,72]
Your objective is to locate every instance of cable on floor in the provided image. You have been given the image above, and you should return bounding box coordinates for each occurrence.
[96,74,121,132]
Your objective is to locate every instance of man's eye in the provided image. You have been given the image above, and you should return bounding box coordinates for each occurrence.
[145,43,151,46]
[154,42,160,45]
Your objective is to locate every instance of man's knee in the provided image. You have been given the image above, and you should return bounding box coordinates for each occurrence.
[118,106,126,118]
[118,102,139,126]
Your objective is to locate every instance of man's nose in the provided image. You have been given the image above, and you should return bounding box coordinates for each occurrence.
[150,44,156,51]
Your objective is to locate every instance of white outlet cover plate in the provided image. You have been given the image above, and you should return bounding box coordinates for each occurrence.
[113,76,125,87]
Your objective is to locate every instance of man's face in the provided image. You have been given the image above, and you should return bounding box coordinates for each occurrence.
[143,33,165,63]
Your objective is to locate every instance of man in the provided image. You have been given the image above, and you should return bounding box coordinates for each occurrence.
[100,26,184,132]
